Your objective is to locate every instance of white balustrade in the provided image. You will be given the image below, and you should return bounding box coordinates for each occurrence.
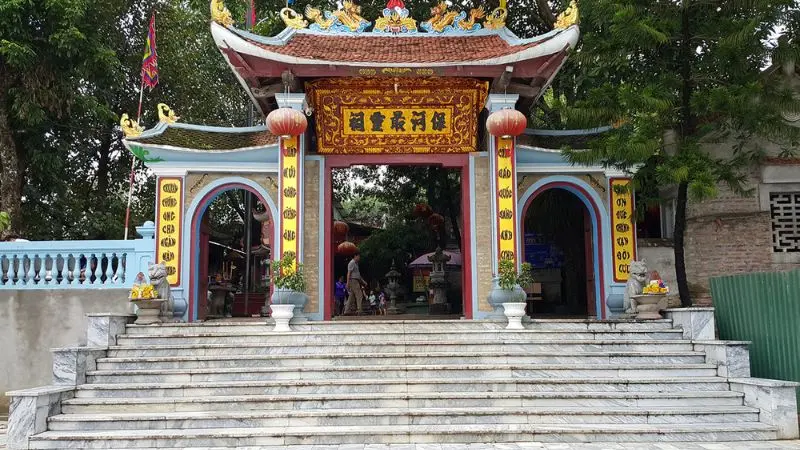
[0,222,156,289]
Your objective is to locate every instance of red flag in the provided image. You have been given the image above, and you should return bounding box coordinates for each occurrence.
[141,13,158,90]
[249,0,256,27]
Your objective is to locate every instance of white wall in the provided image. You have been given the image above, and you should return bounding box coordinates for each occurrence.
[0,289,130,413]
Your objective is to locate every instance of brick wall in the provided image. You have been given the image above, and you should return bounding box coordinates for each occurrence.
[303,160,320,314]
[684,177,780,291]
[473,155,494,312]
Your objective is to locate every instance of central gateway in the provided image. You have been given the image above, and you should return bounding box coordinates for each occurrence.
[122,0,636,322]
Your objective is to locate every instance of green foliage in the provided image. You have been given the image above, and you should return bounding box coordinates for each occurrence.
[1,0,248,239]
[550,0,800,305]
[498,260,533,290]
[0,212,10,234]
[356,217,436,282]
[339,195,389,229]
[271,257,306,292]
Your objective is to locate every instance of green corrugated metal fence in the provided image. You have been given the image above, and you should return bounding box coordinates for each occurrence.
[710,270,800,404]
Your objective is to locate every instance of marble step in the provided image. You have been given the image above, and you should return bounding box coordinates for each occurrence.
[86,363,719,383]
[27,423,779,448]
[94,351,707,370]
[60,391,746,414]
[106,340,695,358]
[123,319,675,335]
[46,405,761,430]
[73,377,734,398]
[115,329,686,346]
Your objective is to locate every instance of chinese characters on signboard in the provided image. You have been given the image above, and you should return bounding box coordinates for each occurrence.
[495,137,517,264]
[610,178,635,282]
[307,77,488,154]
[342,108,452,135]
[280,136,300,271]
[156,177,182,286]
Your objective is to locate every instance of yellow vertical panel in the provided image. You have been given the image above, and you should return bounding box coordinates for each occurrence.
[610,178,635,281]
[280,136,300,271]
[155,177,183,286]
[495,137,517,262]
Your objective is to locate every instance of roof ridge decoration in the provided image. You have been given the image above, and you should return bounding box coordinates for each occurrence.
[211,0,234,27]
[278,0,507,35]
[304,0,371,32]
[554,0,579,30]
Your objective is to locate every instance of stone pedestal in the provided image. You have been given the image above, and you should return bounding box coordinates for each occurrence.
[131,299,165,325]
[664,307,715,340]
[51,347,107,386]
[693,341,751,377]
[86,313,135,348]
[729,378,800,439]
[6,386,74,449]
[631,294,668,320]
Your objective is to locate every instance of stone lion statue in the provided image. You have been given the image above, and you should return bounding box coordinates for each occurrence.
[148,262,174,322]
[624,260,648,314]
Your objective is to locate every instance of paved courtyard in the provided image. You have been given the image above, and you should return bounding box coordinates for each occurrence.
[1,422,796,450]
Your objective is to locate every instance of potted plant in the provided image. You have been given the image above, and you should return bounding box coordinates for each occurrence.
[490,259,533,329]
[269,257,307,327]
[129,273,164,325]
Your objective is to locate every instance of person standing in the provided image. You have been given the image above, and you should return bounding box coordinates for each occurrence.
[334,276,347,316]
[344,253,366,315]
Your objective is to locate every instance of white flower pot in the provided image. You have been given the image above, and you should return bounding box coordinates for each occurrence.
[271,287,308,322]
[502,302,527,330]
[270,304,295,332]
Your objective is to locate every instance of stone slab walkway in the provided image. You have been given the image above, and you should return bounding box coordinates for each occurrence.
[1,420,799,450]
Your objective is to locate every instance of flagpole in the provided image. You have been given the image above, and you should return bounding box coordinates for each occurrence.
[124,79,146,241]
[124,6,154,241]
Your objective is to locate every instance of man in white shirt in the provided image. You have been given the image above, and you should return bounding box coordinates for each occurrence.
[344,253,366,315]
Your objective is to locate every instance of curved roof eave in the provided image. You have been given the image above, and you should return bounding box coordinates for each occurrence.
[210,21,580,68]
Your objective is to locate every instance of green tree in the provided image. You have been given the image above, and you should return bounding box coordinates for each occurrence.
[559,0,800,306]
[2,0,249,239]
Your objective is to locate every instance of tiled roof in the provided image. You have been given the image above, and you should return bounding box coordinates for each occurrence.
[249,33,544,63]
[133,126,278,150]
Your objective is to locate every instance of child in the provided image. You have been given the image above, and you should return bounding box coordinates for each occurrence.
[368,290,378,315]
[378,290,387,316]
[334,276,347,316]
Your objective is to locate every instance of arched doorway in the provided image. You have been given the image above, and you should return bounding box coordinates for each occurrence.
[521,187,598,318]
[187,181,277,322]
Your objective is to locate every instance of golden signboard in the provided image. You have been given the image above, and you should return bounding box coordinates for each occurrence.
[610,178,636,282]
[341,108,453,136]
[307,77,488,154]
[155,177,182,286]
[280,136,300,270]
[495,137,517,263]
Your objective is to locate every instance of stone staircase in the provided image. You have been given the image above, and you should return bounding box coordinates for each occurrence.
[15,318,800,448]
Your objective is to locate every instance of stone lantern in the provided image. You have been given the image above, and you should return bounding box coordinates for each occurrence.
[385,260,402,315]
[428,247,451,315]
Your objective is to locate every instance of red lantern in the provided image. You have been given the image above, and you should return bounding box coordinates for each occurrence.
[337,241,358,256]
[266,107,308,138]
[486,108,527,138]
[413,203,433,218]
[427,213,445,228]
[333,220,349,238]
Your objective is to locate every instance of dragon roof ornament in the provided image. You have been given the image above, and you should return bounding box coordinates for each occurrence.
[278,0,508,35]
[554,0,579,29]
[210,0,234,27]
